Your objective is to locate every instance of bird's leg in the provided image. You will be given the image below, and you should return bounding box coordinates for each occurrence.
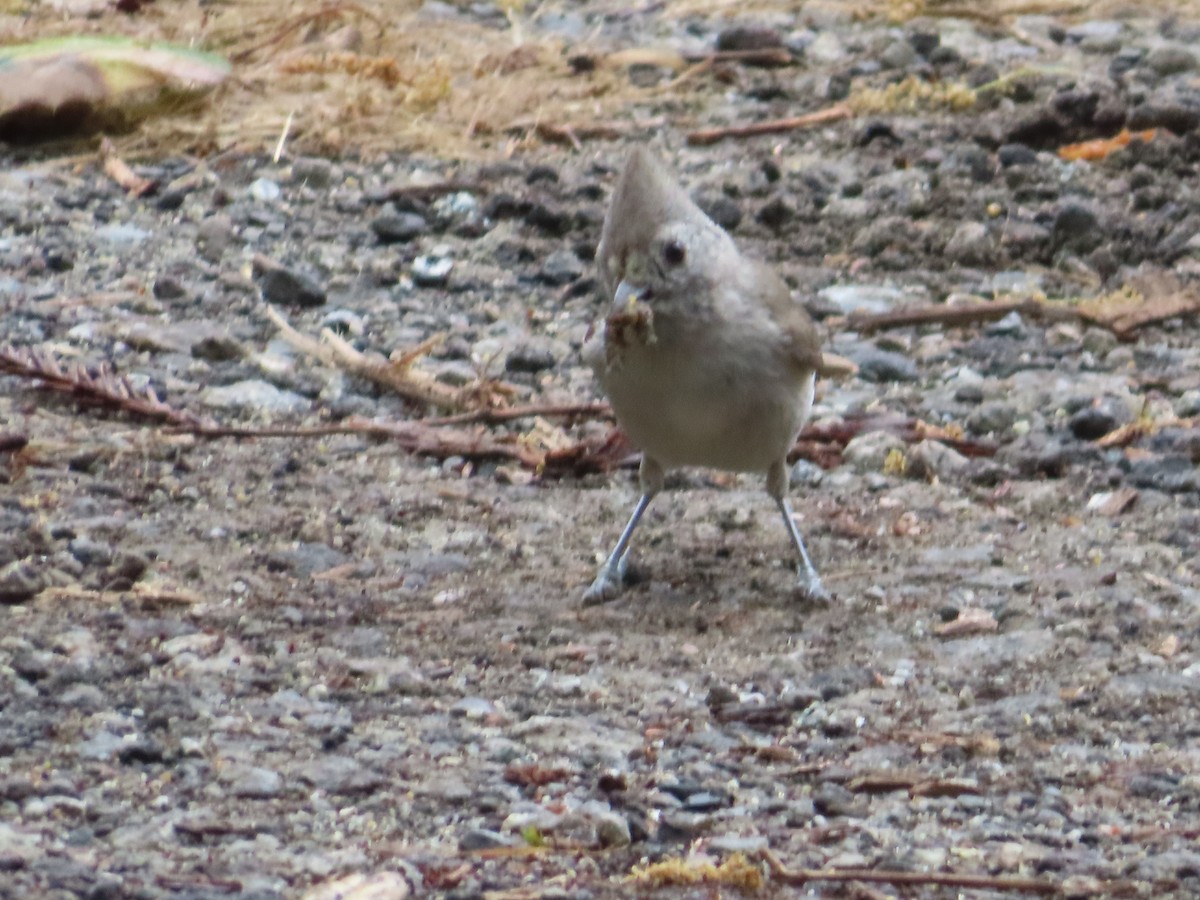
[583,456,664,605]
[767,459,829,602]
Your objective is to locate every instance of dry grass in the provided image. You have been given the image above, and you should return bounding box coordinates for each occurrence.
[4,0,1200,160]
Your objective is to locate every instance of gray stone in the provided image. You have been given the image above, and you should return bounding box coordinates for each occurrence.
[458,828,515,851]
[1144,46,1198,77]
[967,401,1017,436]
[818,284,907,315]
[842,430,905,474]
[258,266,327,307]
[291,158,335,187]
[412,253,453,286]
[248,178,282,203]
[853,348,919,383]
[944,221,994,266]
[539,250,584,285]
[372,212,428,244]
[201,380,309,416]
[0,560,42,604]
[506,344,557,374]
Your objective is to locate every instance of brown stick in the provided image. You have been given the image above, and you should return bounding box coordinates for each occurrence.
[423,402,611,427]
[761,849,1059,895]
[847,298,1059,335]
[684,48,793,67]
[687,103,852,145]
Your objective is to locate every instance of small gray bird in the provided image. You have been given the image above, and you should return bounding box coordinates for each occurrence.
[582,147,827,604]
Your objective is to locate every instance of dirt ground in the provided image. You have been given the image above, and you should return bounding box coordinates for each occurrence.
[3,2,1200,899]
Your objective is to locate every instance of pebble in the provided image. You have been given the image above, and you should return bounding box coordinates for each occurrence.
[371,211,428,244]
[412,252,453,287]
[201,380,309,416]
[0,561,42,604]
[291,158,335,188]
[843,430,906,474]
[539,249,585,285]
[458,828,515,851]
[505,344,557,374]
[1144,46,1198,77]
[819,284,907,315]
[967,401,1018,436]
[257,266,327,307]
[248,178,282,203]
[853,348,920,383]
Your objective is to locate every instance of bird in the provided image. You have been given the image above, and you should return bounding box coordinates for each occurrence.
[581,147,828,605]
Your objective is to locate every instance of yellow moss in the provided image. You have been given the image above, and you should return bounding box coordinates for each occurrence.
[849,75,976,114]
[628,853,763,890]
[883,447,908,477]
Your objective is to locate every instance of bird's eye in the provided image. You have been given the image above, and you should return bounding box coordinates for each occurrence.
[662,240,686,267]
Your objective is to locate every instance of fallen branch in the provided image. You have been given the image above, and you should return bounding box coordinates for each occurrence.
[760,849,1058,894]
[0,344,210,428]
[263,304,486,412]
[687,103,852,146]
[423,401,611,427]
[846,298,1060,334]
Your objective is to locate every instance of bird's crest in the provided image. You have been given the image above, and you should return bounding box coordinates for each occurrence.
[597,148,710,288]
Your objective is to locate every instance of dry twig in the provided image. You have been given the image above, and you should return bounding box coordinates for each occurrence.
[100,137,157,197]
[846,298,1060,334]
[0,344,209,428]
[687,103,853,145]
[263,305,470,411]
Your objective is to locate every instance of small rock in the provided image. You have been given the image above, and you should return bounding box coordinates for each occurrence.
[756,195,795,229]
[1144,46,1198,77]
[853,348,919,383]
[201,380,309,416]
[819,284,907,315]
[458,828,515,851]
[594,811,632,848]
[223,765,285,799]
[258,266,327,307]
[371,212,428,244]
[0,560,42,604]
[715,26,784,53]
[540,250,585,285]
[68,538,112,567]
[1174,389,1200,418]
[506,344,557,374]
[967,401,1017,436]
[1052,202,1101,252]
[291,157,335,188]
[880,39,917,70]
[944,221,994,266]
[191,334,245,362]
[812,782,867,818]
[997,143,1038,167]
[195,214,232,264]
[907,440,969,481]
[320,309,365,337]
[843,430,906,474]
[152,275,187,300]
[248,178,282,203]
[1069,402,1126,440]
[412,253,453,287]
[450,697,495,720]
[1124,456,1200,493]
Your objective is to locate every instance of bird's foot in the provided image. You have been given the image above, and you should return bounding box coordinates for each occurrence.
[582,556,629,606]
[795,569,831,605]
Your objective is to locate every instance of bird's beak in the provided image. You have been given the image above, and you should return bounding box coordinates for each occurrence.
[611,280,643,316]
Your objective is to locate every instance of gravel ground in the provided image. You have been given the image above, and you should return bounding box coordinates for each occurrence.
[3,4,1200,899]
